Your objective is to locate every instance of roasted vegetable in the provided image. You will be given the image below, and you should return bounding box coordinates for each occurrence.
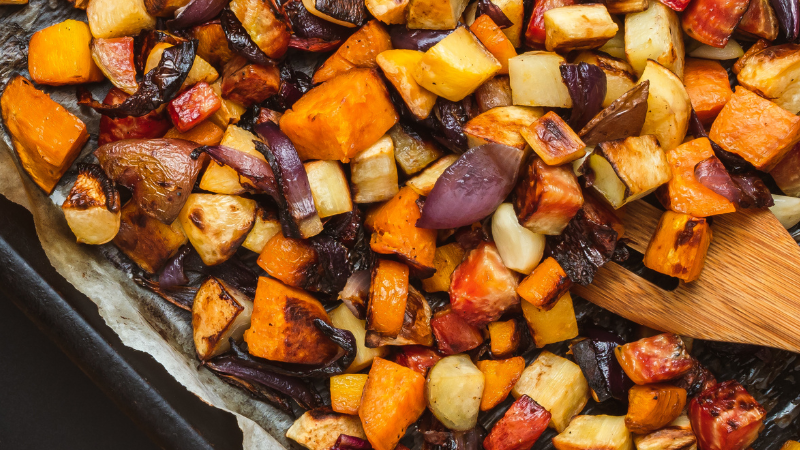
[393,345,443,375]
[522,111,586,166]
[28,20,103,86]
[516,257,571,310]
[188,21,237,68]
[738,0,779,40]
[91,37,139,95]
[406,0,469,29]
[639,60,691,151]
[633,414,696,450]
[209,80,247,129]
[625,384,687,434]
[378,50,439,121]
[524,0,575,46]
[163,121,224,146]
[314,21,392,84]
[431,307,485,355]
[615,333,694,385]
[476,357,524,411]
[331,374,369,415]
[644,211,712,282]
[406,154,459,196]
[242,208,281,254]
[570,335,632,403]
[578,81,649,147]
[684,58,733,125]
[192,277,253,360]
[144,41,219,90]
[512,351,590,432]
[783,442,800,450]
[303,160,353,219]
[606,0,647,14]
[220,59,281,108]
[737,44,800,115]
[463,106,543,150]
[515,157,584,236]
[483,395,550,450]
[287,408,367,450]
[114,201,188,274]
[543,5,618,52]
[694,157,774,209]
[625,1,684,78]
[350,135,400,204]
[365,0,409,24]
[178,194,256,266]
[426,355,485,431]
[62,164,121,245]
[388,124,443,176]
[469,15,517,74]
[492,203,545,275]
[95,138,201,223]
[330,304,389,372]
[167,81,222,132]
[509,52,571,108]
[682,0,750,48]
[257,233,317,287]
[689,380,766,450]
[366,259,409,338]
[359,358,426,450]
[1,76,89,194]
[228,0,290,60]
[364,285,434,347]
[97,89,172,146]
[199,125,265,194]
[521,291,578,347]
[552,415,633,450]
[144,0,189,16]
[771,143,800,196]
[421,242,466,292]
[474,76,512,113]
[573,51,637,109]
[87,0,156,39]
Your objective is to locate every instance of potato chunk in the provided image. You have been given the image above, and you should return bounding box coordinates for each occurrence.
[624,1,684,78]
[113,201,187,274]
[287,408,366,450]
[543,5,618,52]
[350,135,400,203]
[638,60,691,151]
[521,111,586,165]
[87,0,156,38]
[737,43,800,115]
[509,52,571,108]
[192,277,253,361]
[643,211,711,282]
[304,160,353,218]
[178,194,257,266]
[552,415,632,450]
[280,69,399,162]
[329,304,389,373]
[377,50,438,120]
[28,20,104,86]
[406,0,469,29]
[464,106,543,150]
[426,355,485,431]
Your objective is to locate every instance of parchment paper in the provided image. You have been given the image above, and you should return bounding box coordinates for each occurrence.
[0,2,294,448]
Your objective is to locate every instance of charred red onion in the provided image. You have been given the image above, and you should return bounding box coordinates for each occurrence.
[476,0,514,28]
[389,26,454,51]
[694,157,774,208]
[771,0,800,41]
[220,8,278,67]
[191,145,279,197]
[167,0,229,30]
[561,62,607,130]
[339,270,370,319]
[332,435,373,450]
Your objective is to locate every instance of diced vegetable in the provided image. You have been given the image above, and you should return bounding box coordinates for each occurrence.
[244,277,339,364]
[488,318,522,358]
[287,408,367,450]
[421,242,466,292]
[737,43,800,115]
[62,164,121,245]
[300,0,361,28]
[633,414,696,450]
[463,106,543,150]
[682,0,750,48]
[492,0,524,46]
[514,157,583,235]
[483,395,550,450]
[210,81,247,129]
[683,58,733,125]
[96,88,172,146]
[28,20,103,85]
[573,52,637,109]
[688,40,744,60]
[492,203,546,275]
[605,0,647,13]
[709,86,800,171]
[350,135,400,203]
[476,357,525,411]
[87,0,156,39]
[413,27,501,102]
[624,1,684,78]
[431,307,485,355]
[191,21,237,68]
[470,15,517,74]
[113,201,187,274]
[167,81,222,133]
[378,50,438,121]
[257,233,317,287]
[280,69,399,162]
[178,194,256,266]
[388,124,443,175]
[366,0,409,24]
[521,292,578,347]
[91,37,138,95]
[783,442,800,450]
[163,121,223,146]
[366,259,409,337]
[199,125,265,194]
[393,345,443,375]
[426,354,485,431]
[1,76,89,194]
[229,0,290,59]
[145,42,219,90]
[406,154,459,196]
[552,415,633,450]
[242,208,281,254]
[524,0,575,46]
[449,242,519,327]
[220,59,281,108]
[406,0,469,29]
[314,21,393,84]
[359,358,426,450]
[738,0,780,41]
[192,277,253,361]
[305,160,353,218]
[475,76,513,112]
[639,60,691,151]
[512,351,590,432]
[543,5,618,52]
[643,210,712,282]
[625,384,687,434]
[365,285,434,347]
[578,82,649,147]
[331,374,369,415]
[615,333,694,385]
[509,52,571,108]
[769,195,800,229]
[689,380,766,450]
[733,39,770,75]
[329,304,390,373]
[570,337,632,403]
[516,257,571,310]
[521,111,586,166]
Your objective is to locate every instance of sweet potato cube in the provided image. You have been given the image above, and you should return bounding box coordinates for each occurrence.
[431,308,484,355]
[0,76,89,193]
[484,395,551,450]
[709,87,800,171]
[509,52,572,108]
[521,292,579,347]
[163,121,224,146]
[615,333,694,385]
[521,111,586,166]
[280,69,398,162]
[689,380,766,450]
[365,285,434,348]
[476,357,525,411]
[331,374,369,415]
[377,50,438,121]
[91,37,138,94]
[782,442,800,450]
[28,20,104,85]
[625,384,687,434]
[167,82,222,133]
[683,58,733,125]
[421,243,465,292]
[543,4,618,52]
[513,157,584,235]
[369,187,437,273]
[313,21,393,84]
[359,358,426,450]
[244,277,338,364]
[488,319,522,358]
[658,138,735,217]
[516,257,572,310]
[644,211,712,282]
[221,59,281,108]
[681,0,749,48]
[470,15,517,75]
[257,233,318,288]
[552,415,632,450]
[191,21,237,68]
[463,106,543,150]
[113,201,187,274]
[366,259,410,337]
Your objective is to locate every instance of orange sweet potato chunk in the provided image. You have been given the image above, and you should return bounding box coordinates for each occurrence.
[644,211,712,282]
[243,277,338,364]
[477,357,526,411]
[470,15,517,75]
[709,86,800,171]
[257,233,318,287]
[488,319,522,358]
[280,69,399,162]
[28,20,104,85]
[331,374,369,415]
[516,257,572,310]
[370,187,437,274]
[1,76,89,193]
[683,58,733,125]
[367,259,410,337]
[359,358,427,450]
[163,121,224,146]
[657,138,736,217]
[313,20,393,84]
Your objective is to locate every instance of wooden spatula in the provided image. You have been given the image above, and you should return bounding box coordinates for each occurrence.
[573,200,800,352]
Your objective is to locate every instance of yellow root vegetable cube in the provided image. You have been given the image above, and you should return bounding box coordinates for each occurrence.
[463,106,543,150]
[377,49,438,120]
[509,52,572,108]
[543,5,618,52]
[305,160,353,218]
[331,374,369,415]
[521,292,579,347]
[87,0,156,39]
[406,0,469,29]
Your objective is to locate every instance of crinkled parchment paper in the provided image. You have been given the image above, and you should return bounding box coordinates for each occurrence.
[0,2,294,449]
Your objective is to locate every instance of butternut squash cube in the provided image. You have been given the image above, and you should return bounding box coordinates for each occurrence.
[331,374,369,415]
[516,257,572,310]
[488,318,522,358]
[257,233,318,288]
[28,20,104,86]
[476,357,525,411]
[521,111,586,165]
[421,242,466,292]
[313,21,393,84]
[366,259,410,337]
[683,58,733,125]
[163,121,224,146]
[644,211,712,282]
[625,384,687,434]
[543,5,618,52]
[377,50,438,120]
[521,292,579,347]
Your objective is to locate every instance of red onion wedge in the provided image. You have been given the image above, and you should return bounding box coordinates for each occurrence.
[561,62,607,130]
[694,156,774,208]
[332,435,373,450]
[389,26,454,52]
[167,0,228,30]
[417,143,524,229]
[191,145,279,198]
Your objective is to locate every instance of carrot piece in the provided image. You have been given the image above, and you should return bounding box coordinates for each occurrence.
[359,358,427,450]
[430,307,485,355]
[421,243,466,292]
[644,211,712,282]
[0,76,89,193]
[625,384,687,434]
[313,20,393,84]
[470,15,517,75]
[330,374,369,415]
[243,277,339,364]
[483,395,551,450]
[516,257,572,310]
[163,121,224,146]
[488,319,522,358]
[369,187,437,274]
[257,233,318,288]
[657,138,736,217]
[709,86,800,171]
[683,58,733,125]
[167,81,222,133]
[28,20,104,85]
[477,357,526,411]
[366,259,410,337]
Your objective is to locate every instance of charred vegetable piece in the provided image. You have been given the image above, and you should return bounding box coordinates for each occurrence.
[393,345,443,375]
[491,0,524,46]
[329,304,389,372]
[359,358,426,450]
[244,277,339,364]
[228,0,290,60]
[431,307,484,355]
[62,164,121,245]
[280,69,399,162]
[97,88,172,146]
[492,203,545,275]
[625,384,687,434]
[516,257,571,310]
[694,157,774,209]
[644,211,712,282]
[474,76,512,113]
[771,0,800,41]
[366,259,409,338]
[163,121,223,146]
[287,407,367,450]
[426,355,485,431]
[313,0,368,27]
[512,351,590,432]
[313,21,392,84]
[483,395,550,450]
[350,136,400,204]
[421,243,466,292]
[469,15,517,75]
[682,0,750,48]
[449,242,519,328]
[91,37,139,95]
[166,0,227,29]
[615,333,694,385]
[737,44,800,115]
[509,52,571,108]
[379,52,439,122]
[167,81,221,133]
[87,0,156,39]
[524,0,575,46]
[633,414,696,450]
[144,0,189,17]
[579,81,649,147]
[1,76,89,194]
[114,201,188,274]
[178,194,256,266]
[625,1,684,78]
[220,59,281,108]
[143,42,219,89]
[365,284,434,347]
[543,5,618,52]
[189,21,237,68]
[570,336,632,403]
[552,415,632,450]
[521,292,578,347]
[684,59,733,125]
[199,126,266,195]
[95,138,201,223]
[606,0,647,13]
[388,124,443,176]
[733,39,771,75]
[406,154,459,196]
[192,277,253,361]
[689,380,766,450]
[738,0,780,40]
[304,160,353,218]
[560,63,607,131]
[572,51,637,108]
[476,357,524,411]
[514,156,584,235]
[331,374,369,415]
[463,106,543,150]
[487,319,522,358]
[388,26,453,51]
[365,0,409,24]
[370,187,437,274]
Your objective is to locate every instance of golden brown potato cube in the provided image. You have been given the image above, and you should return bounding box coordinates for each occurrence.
[313,21,393,84]
[144,0,189,16]
[305,160,353,218]
[543,5,618,52]
[377,49,438,120]
[113,201,187,274]
[406,0,469,29]
[350,135,400,203]
[521,111,586,165]
[644,211,711,282]
[625,1,684,78]
[28,20,104,86]
[192,277,254,361]
[406,154,459,195]
[572,51,637,107]
[209,80,247,129]
[280,69,399,162]
[552,415,632,450]
[509,52,571,108]
[463,106,543,150]
[87,0,156,39]
[366,0,409,24]
[242,208,281,254]
[178,194,257,266]
[286,408,367,450]
[514,157,584,235]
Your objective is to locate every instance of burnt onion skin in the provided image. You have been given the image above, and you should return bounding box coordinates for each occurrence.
[315,0,368,27]
[191,145,279,197]
[579,81,648,146]
[78,40,197,118]
[687,109,754,174]
[476,0,514,28]
[571,335,632,402]
[417,143,524,229]
[332,434,372,450]
[283,0,350,41]
[561,62,607,131]
[771,0,800,41]
[220,8,278,67]
[389,26,453,51]
[694,157,774,208]
[167,0,228,30]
